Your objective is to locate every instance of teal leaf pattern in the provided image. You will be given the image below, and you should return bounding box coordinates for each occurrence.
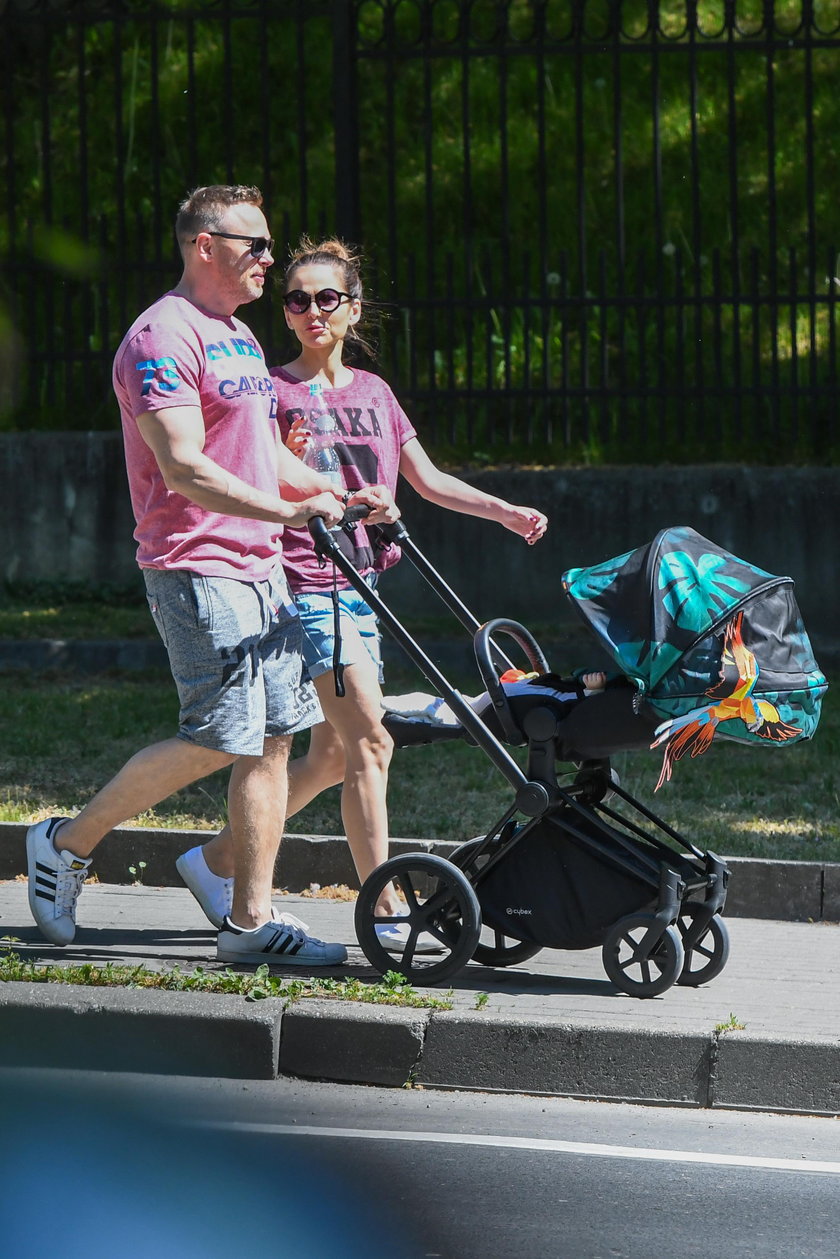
[647,640,684,684]
[563,548,633,600]
[659,551,751,632]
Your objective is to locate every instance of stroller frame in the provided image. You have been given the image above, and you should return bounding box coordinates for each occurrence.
[309,514,730,998]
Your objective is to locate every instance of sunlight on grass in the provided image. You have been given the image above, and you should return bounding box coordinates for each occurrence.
[732,819,827,837]
[0,596,150,640]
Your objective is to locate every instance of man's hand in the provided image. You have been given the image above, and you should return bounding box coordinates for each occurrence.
[346,485,401,526]
[283,491,345,530]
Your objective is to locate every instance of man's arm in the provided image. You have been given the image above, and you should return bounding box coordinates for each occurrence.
[276,430,338,500]
[136,405,343,528]
[276,426,401,524]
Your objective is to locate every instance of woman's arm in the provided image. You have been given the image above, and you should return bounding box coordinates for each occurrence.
[398,437,548,544]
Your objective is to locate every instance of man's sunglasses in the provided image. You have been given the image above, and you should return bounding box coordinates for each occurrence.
[192,231,275,257]
[283,288,354,315]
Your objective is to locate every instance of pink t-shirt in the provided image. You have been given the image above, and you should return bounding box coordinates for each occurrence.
[272,366,417,593]
[113,291,283,581]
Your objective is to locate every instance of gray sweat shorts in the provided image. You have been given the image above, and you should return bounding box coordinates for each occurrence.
[143,566,322,756]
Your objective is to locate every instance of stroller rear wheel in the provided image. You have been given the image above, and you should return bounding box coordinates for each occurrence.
[602,913,685,998]
[450,837,542,968]
[676,904,730,986]
[354,853,481,985]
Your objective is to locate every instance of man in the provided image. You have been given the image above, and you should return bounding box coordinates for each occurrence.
[26,184,395,966]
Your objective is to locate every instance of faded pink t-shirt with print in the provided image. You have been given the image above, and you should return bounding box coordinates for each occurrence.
[113,291,283,581]
[271,366,416,593]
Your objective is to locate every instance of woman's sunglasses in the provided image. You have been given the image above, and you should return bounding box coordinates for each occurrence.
[283,288,354,315]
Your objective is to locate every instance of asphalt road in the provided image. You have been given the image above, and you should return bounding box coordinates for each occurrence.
[2,1070,838,1258]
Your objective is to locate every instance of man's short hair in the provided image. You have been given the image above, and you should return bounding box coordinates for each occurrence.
[175,185,263,257]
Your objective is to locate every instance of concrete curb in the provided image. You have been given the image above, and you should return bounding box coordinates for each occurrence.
[1,821,838,922]
[417,1013,709,1103]
[0,636,471,676]
[0,639,170,674]
[713,1033,840,1114]
[279,1001,428,1088]
[1,984,838,1114]
[0,983,283,1080]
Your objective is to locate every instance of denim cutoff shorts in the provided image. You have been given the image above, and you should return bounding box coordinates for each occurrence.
[143,566,322,756]
[293,578,384,684]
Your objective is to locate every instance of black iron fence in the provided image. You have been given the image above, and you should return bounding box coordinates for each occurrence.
[2,0,840,462]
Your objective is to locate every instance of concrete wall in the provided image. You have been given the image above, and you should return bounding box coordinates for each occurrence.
[1,433,836,658]
[1,433,135,589]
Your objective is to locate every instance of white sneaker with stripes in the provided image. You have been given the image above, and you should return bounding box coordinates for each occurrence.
[217,916,347,967]
[26,817,90,945]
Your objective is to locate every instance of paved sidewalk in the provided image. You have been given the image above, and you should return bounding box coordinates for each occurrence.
[1,880,838,1115]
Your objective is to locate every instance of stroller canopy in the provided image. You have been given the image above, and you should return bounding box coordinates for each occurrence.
[562,526,827,786]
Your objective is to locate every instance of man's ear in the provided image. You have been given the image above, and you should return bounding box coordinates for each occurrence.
[191,232,213,262]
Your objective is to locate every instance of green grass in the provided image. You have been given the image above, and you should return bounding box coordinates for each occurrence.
[0,589,150,640]
[0,952,453,1009]
[1,586,835,862]
[1,653,837,863]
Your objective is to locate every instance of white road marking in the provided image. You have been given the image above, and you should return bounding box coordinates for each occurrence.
[196,1122,840,1176]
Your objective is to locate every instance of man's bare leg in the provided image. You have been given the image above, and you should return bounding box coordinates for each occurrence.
[199,709,343,880]
[27,737,235,945]
[226,735,290,929]
[56,738,236,859]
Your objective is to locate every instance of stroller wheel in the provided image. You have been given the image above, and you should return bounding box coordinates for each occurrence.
[472,930,543,969]
[354,853,481,986]
[676,905,731,986]
[602,913,685,998]
[450,837,542,968]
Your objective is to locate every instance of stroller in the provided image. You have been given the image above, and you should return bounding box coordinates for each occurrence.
[309,516,827,998]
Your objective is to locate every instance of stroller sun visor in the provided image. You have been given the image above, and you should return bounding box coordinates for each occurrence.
[562,525,828,787]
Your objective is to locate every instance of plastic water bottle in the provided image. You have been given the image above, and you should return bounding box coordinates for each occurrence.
[302,381,343,494]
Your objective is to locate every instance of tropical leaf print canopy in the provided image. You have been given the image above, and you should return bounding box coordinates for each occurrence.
[562,526,826,778]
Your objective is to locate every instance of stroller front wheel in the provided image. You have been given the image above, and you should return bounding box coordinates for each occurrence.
[354,853,481,985]
[676,905,731,986]
[602,913,685,998]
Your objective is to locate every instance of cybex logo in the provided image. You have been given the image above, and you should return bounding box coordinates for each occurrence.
[506,907,533,916]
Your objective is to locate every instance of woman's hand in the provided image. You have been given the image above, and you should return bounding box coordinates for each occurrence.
[503,505,548,545]
[346,484,401,526]
[285,416,310,459]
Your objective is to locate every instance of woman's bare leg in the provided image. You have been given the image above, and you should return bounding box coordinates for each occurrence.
[309,662,399,915]
[200,660,400,915]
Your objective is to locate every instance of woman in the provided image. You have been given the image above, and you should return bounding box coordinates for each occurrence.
[177,237,548,948]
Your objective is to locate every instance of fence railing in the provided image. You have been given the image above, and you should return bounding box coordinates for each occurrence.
[2,0,839,462]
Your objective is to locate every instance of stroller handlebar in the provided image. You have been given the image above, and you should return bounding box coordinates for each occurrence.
[307,502,371,556]
[307,506,411,558]
[378,519,410,545]
[474,619,551,745]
